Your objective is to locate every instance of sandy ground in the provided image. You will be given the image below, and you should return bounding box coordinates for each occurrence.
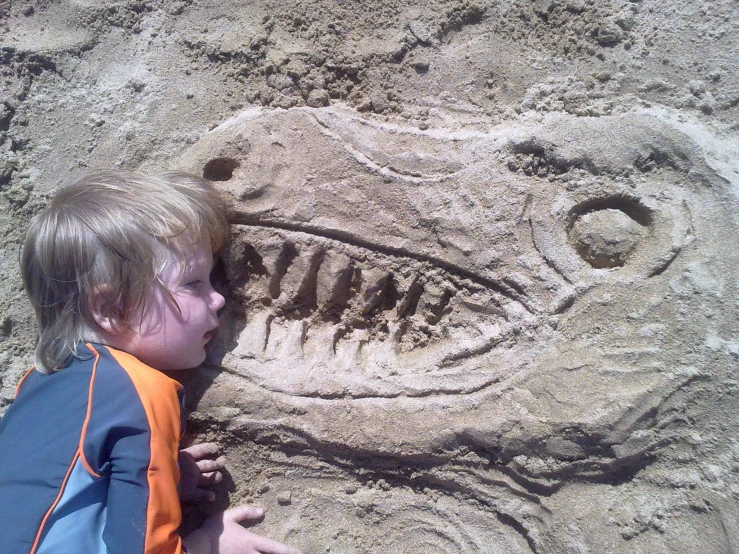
[1,1,739,552]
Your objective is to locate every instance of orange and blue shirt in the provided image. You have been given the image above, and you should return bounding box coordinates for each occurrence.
[0,343,187,554]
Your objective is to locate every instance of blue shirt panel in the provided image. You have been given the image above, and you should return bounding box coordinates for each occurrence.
[0,345,179,554]
[0,358,93,552]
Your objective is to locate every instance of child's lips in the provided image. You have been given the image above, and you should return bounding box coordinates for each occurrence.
[204,322,221,342]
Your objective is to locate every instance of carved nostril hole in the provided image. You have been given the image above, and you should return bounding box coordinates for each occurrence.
[203,158,239,181]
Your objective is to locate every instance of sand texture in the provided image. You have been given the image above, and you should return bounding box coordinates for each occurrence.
[1,1,739,553]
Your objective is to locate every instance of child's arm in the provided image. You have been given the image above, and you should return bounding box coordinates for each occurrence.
[183,506,302,554]
[85,351,186,554]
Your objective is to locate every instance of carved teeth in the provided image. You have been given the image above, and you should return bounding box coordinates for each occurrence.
[394,276,422,320]
[233,311,273,359]
[332,328,370,372]
[264,318,307,360]
[221,225,543,397]
[359,267,392,315]
[316,252,353,311]
[416,283,452,324]
[302,326,338,364]
[274,244,324,312]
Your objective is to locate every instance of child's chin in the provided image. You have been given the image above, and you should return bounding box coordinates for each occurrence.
[187,351,208,369]
[164,352,206,371]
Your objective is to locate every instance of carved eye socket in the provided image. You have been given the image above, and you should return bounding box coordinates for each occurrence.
[567,198,652,269]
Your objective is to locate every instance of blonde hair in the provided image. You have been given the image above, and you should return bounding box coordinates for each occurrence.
[21,170,230,373]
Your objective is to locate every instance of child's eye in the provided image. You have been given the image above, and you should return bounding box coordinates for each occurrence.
[185,279,203,289]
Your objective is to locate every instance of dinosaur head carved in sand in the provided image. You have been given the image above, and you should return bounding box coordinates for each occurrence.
[179,106,737,550]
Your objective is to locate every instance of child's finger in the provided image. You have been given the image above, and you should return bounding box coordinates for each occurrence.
[224,505,265,523]
[194,456,226,473]
[198,470,223,485]
[188,489,217,503]
[181,442,220,460]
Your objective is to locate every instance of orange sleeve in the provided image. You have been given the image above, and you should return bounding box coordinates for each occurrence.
[105,347,185,554]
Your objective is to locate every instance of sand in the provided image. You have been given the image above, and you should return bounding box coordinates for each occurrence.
[1,1,738,552]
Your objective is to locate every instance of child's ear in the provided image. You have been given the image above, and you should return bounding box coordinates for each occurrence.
[91,285,116,334]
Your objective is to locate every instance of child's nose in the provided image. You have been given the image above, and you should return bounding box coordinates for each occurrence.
[211,289,226,311]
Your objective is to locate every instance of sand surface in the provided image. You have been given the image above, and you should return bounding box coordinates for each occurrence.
[1,1,739,552]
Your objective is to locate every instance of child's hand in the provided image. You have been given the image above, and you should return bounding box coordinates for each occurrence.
[184,505,302,554]
[178,442,226,504]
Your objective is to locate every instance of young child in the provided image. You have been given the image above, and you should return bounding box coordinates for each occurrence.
[0,171,300,554]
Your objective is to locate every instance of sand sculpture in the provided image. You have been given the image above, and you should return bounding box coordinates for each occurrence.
[2,0,738,552]
[176,105,739,552]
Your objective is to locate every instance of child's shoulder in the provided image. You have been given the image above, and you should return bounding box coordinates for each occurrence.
[18,344,182,407]
[91,344,184,405]
[93,344,180,381]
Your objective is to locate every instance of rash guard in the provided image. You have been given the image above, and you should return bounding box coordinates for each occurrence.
[0,343,186,554]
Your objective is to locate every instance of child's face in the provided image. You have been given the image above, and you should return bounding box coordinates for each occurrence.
[109,238,225,370]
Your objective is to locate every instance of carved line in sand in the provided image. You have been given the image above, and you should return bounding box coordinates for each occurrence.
[291,484,539,554]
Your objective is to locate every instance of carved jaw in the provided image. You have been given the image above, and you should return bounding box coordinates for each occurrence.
[217,224,546,398]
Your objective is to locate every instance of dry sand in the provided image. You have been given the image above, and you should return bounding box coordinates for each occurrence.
[1,1,738,552]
